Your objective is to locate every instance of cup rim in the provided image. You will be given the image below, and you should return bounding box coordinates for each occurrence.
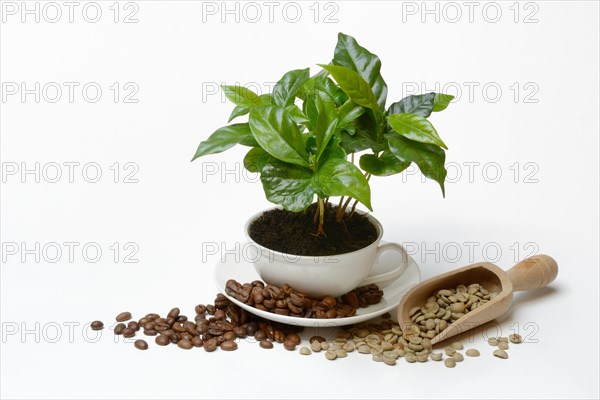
[244,206,385,261]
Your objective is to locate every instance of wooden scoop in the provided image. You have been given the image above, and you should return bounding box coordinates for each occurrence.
[397,254,558,344]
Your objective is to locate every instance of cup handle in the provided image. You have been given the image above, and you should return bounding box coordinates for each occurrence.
[360,243,409,287]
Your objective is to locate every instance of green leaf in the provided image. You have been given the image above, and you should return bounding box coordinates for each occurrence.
[222,85,263,107]
[249,105,309,167]
[272,68,310,107]
[333,33,388,110]
[191,123,257,161]
[340,129,383,154]
[313,91,338,162]
[318,136,347,167]
[433,93,454,112]
[359,152,410,176]
[259,159,315,212]
[338,100,365,127]
[315,158,372,210]
[243,147,269,173]
[386,133,447,195]
[285,104,310,125]
[387,93,436,118]
[387,113,448,149]
[228,105,251,122]
[303,74,348,106]
[319,64,380,114]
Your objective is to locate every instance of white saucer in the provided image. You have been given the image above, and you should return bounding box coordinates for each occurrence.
[213,247,421,327]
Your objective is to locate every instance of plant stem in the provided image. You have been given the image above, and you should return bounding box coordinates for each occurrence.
[317,198,326,236]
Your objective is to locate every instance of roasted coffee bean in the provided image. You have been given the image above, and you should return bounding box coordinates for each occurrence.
[195,304,207,315]
[203,338,218,352]
[173,323,186,333]
[206,304,216,315]
[283,339,297,351]
[176,316,188,323]
[134,340,148,350]
[274,330,285,343]
[146,313,160,321]
[214,309,226,321]
[246,323,258,336]
[234,326,247,338]
[220,340,238,351]
[114,323,126,335]
[155,335,170,346]
[224,331,237,341]
[180,333,192,341]
[167,308,180,319]
[177,339,192,350]
[165,318,175,327]
[122,328,135,338]
[168,332,180,344]
[127,321,140,332]
[194,315,206,323]
[116,312,132,322]
[310,335,326,343]
[143,322,155,331]
[143,330,157,336]
[254,330,267,341]
[91,321,104,330]
[138,317,149,326]
[191,337,203,347]
[286,333,301,346]
[154,323,169,332]
[259,340,273,349]
[215,335,226,345]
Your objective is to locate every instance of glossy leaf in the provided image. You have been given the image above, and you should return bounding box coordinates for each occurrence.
[315,158,372,210]
[318,136,347,168]
[259,159,315,212]
[222,85,263,107]
[333,32,388,110]
[249,105,309,167]
[433,93,454,112]
[359,152,410,176]
[314,91,338,162]
[338,100,365,127]
[340,129,383,153]
[272,68,310,107]
[285,104,310,125]
[387,113,448,149]
[319,64,380,113]
[243,147,269,173]
[387,93,436,118]
[386,133,447,195]
[228,105,251,122]
[192,123,257,161]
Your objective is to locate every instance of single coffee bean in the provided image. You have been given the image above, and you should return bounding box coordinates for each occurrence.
[430,352,443,361]
[259,340,273,349]
[143,322,155,331]
[405,353,417,363]
[466,349,480,357]
[165,318,175,327]
[146,313,160,321]
[283,339,296,351]
[143,330,157,336]
[191,337,203,347]
[325,350,337,360]
[134,340,148,350]
[234,326,246,338]
[155,335,170,346]
[116,312,132,322]
[220,340,238,351]
[509,333,523,344]
[128,321,140,332]
[206,304,216,315]
[452,352,464,362]
[372,354,384,362]
[493,349,508,359]
[488,337,499,346]
[214,309,226,320]
[203,338,217,352]
[286,333,301,346]
[444,358,456,368]
[177,339,192,350]
[224,331,237,341]
[91,321,104,330]
[254,330,267,341]
[195,304,207,315]
[310,335,326,343]
[299,347,311,355]
[498,342,509,350]
[122,328,135,338]
[451,341,463,350]
[310,341,322,352]
[167,308,180,319]
[114,323,126,335]
[154,323,169,332]
[180,333,192,341]
[168,332,180,344]
[274,330,285,343]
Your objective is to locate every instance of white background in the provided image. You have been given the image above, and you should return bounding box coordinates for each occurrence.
[1,1,598,399]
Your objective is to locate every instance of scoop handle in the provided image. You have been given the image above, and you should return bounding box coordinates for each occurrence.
[507,254,558,292]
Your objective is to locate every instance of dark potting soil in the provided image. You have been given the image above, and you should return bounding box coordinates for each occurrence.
[248,204,378,257]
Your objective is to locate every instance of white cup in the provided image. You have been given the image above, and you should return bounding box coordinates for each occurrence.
[244,208,409,298]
